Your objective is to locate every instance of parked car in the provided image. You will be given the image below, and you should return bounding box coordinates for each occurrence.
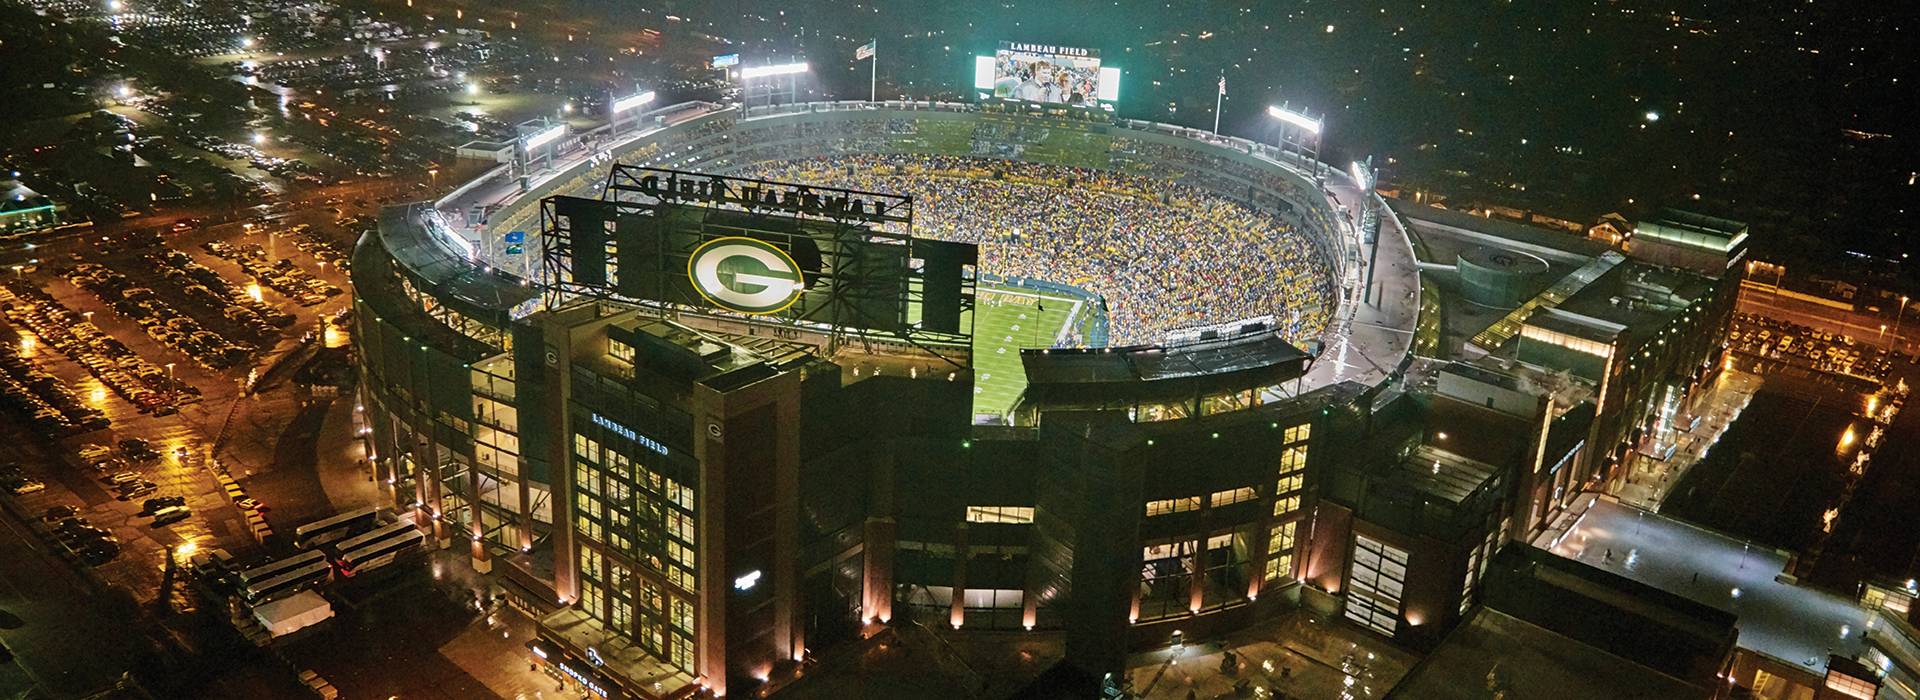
[142,496,187,514]
[41,505,80,522]
[151,506,191,527]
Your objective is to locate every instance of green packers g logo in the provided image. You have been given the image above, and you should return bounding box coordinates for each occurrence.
[687,237,806,314]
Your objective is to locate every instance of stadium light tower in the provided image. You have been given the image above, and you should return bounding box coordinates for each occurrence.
[609,89,657,138]
[1265,104,1325,178]
[737,60,810,109]
[515,119,568,183]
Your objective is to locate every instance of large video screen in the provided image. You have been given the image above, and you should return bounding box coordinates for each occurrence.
[990,42,1102,106]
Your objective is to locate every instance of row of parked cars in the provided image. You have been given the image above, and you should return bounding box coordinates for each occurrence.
[284,222,351,272]
[148,249,297,340]
[0,335,109,435]
[64,263,258,370]
[204,241,342,307]
[1729,314,1898,381]
[2,462,46,496]
[38,505,120,567]
[1,281,200,414]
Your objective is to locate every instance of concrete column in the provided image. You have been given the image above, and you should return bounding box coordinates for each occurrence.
[949,524,969,629]
[862,517,897,623]
[1185,536,1205,615]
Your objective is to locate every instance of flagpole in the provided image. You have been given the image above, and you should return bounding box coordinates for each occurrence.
[1213,71,1224,135]
[869,39,877,102]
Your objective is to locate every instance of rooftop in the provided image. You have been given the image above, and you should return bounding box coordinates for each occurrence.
[1550,498,1872,677]
[1388,606,1718,700]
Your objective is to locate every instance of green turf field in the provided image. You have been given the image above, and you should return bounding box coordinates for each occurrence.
[970,283,1085,420]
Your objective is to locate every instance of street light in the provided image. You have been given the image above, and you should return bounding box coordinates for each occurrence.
[1893,295,1909,355]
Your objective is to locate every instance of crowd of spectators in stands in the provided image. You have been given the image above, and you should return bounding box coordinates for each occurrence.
[736,154,1334,346]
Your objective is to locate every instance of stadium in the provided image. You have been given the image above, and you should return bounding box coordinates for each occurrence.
[353,89,1424,698]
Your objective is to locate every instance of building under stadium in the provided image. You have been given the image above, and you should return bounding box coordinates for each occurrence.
[350,99,1746,698]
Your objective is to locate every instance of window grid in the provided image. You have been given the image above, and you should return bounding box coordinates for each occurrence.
[1345,535,1408,636]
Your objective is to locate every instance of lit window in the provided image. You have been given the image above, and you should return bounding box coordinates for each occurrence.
[965,506,1036,524]
[1208,487,1257,508]
[1145,496,1202,517]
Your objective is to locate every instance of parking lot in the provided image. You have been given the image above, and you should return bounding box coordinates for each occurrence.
[1728,312,1898,382]
[0,210,360,612]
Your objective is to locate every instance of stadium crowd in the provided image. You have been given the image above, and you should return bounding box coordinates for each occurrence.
[733,154,1334,346]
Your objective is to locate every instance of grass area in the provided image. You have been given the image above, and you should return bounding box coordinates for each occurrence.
[969,283,1084,420]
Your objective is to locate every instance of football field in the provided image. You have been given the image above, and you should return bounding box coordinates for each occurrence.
[970,283,1084,421]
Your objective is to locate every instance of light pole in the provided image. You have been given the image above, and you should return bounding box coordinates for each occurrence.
[165,362,176,405]
[1893,295,1909,356]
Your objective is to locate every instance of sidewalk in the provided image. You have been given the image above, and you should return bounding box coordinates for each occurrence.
[1125,608,1415,700]
[1615,368,1760,511]
[424,542,561,700]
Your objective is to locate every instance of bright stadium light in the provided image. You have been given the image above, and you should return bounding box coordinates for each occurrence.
[1267,105,1323,135]
[612,90,657,114]
[1350,161,1373,190]
[740,62,810,79]
[115,83,132,99]
[524,124,565,150]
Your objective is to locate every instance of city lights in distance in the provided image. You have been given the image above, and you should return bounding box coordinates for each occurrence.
[1267,105,1323,135]
[740,62,810,79]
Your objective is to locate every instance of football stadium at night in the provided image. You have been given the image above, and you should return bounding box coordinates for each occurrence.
[352,45,1791,700]
[12,0,1920,697]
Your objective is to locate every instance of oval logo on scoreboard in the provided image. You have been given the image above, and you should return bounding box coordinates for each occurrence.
[687,237,806,314]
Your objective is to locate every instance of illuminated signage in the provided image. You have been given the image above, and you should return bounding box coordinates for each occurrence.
[734,570,763,591]
[1004,42,1091,57]
[688,237,806,314]
[591,413,669,456]
[628,171,905,223]
[558,661,608,698]
[711,53,740,68]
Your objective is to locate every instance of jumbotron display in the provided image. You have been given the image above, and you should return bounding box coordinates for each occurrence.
[991,42,1103,106]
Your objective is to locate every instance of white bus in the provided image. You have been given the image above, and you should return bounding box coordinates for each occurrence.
[236,550,326,589]
[333,525,425,577]
[241,560,333,603]
[291,506,380,550]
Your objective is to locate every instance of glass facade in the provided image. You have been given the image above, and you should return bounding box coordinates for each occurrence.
[571,419,698,674]
[1346,535,1409,636]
